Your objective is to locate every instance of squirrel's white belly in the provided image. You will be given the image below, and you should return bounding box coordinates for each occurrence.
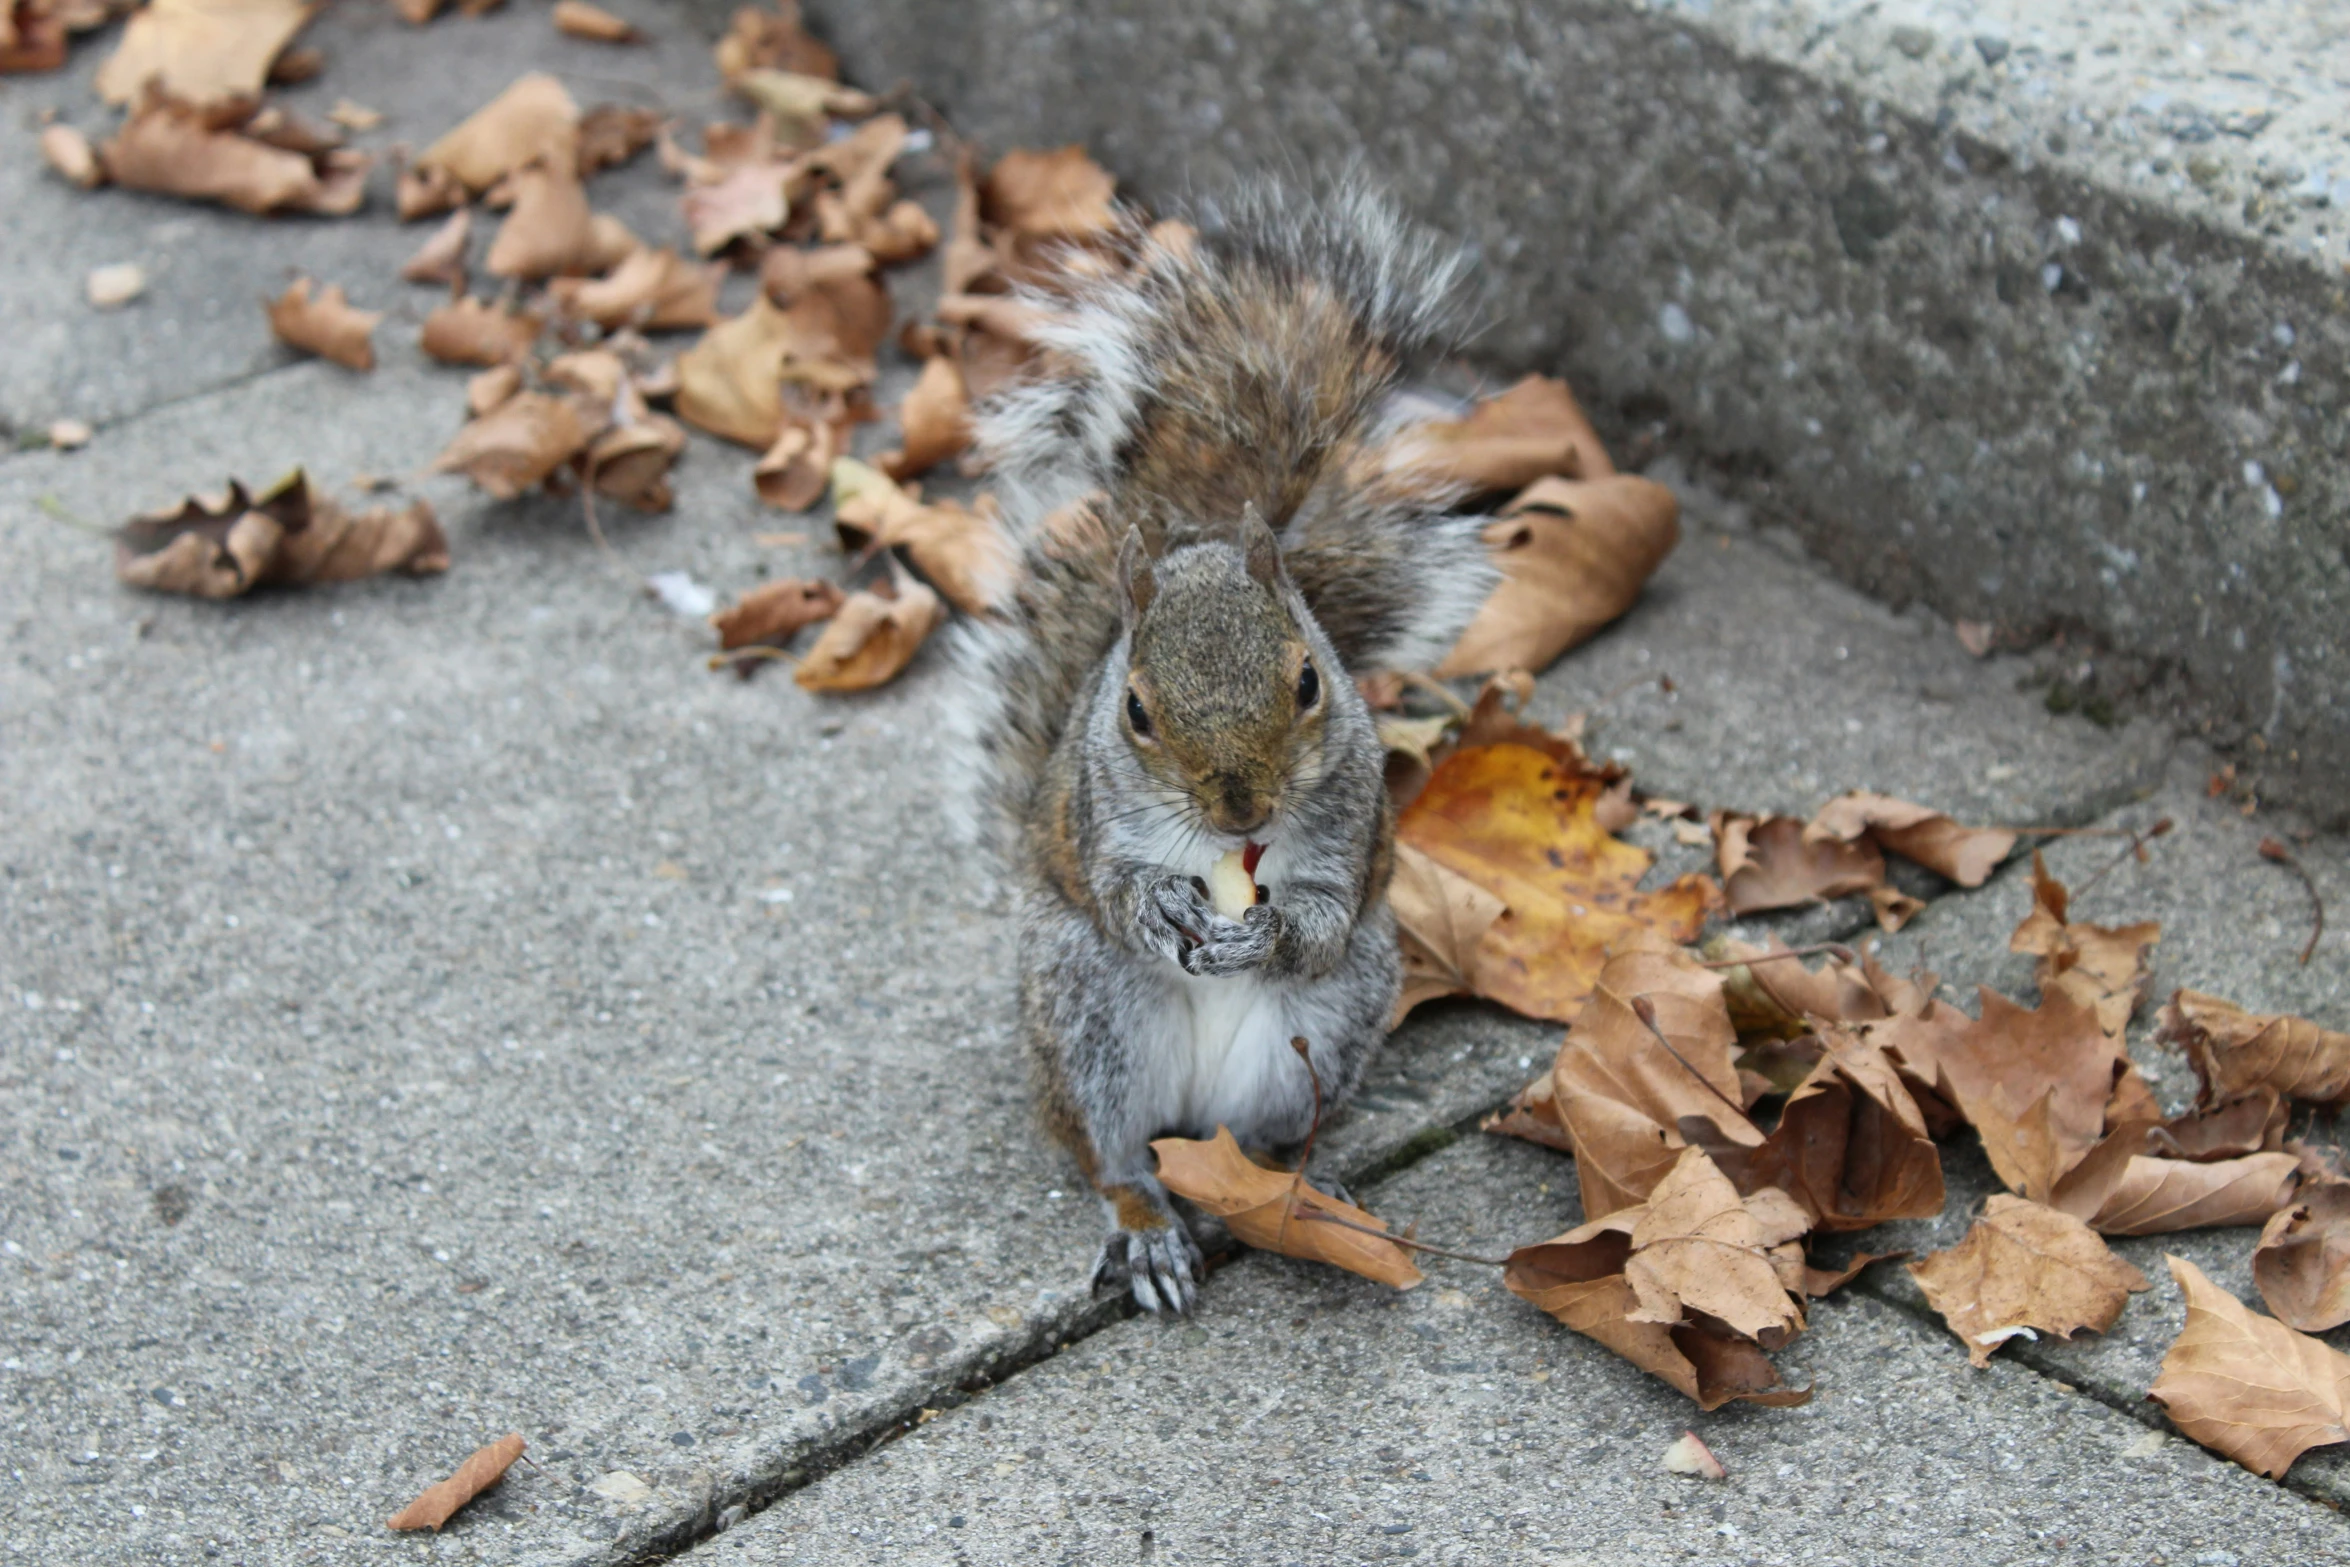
[1167,970,1302,1138]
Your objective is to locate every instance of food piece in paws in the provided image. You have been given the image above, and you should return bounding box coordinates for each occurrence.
[1207,841,1264,920]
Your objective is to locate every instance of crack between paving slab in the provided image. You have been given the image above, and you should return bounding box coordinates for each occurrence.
[619,1101,1493,1564]
[0,356,302,478]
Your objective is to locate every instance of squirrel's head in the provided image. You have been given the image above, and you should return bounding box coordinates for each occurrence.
[1115,510,1330,839]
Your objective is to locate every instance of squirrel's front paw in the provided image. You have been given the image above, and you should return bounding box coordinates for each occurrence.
[1180,902,1281,977]
[1145,874,1220,959]
[1090,1221,1204,1314]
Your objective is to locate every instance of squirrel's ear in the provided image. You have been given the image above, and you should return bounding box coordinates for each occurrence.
[1238,502,1281,586]
[1116,526,1157,619]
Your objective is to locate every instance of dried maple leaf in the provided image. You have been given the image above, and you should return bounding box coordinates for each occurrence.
[1151,1126,1424,1289]
[2089,1153,2299,1236]
[711,576,843,652]
[1806,793,2017,888]
[1505,1148,1810,1410]
[266,278,378,371]
[2149,1090,2289,1162]
[2009,852,2161,1034]
[829,458,1012,617]
[115,470,447,598]
[982,145,1119,241]
[2158,990,2350,1108]
[40,123,105,186]
[1907,1195,2149,1368]
[793,559,945,692]
[95,0,314,109]
[552,0,636,41]
[1910,986,2127,1206]
[1714,812,1886,916]
[877,356,974,480]
[1394,739,1716,1024]
[2255,1180,2350,1332]
[420,296,543,366]
[714,0,836,85]
[483,158,598,279]
[102,89,366,215]
[1434,475,1679,679]
[388,1433,525,1532]
[1714,1025,1945,1232]
[417,72,579,193]
[1388,375,1616,493]
[548,247,722,331]
[432,391,594,499]
[1389,841,1507,1024]
[2150,1254,2350,1479]
[400,208,471,286]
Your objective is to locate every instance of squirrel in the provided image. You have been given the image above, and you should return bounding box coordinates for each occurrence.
[947,181,1494,1312]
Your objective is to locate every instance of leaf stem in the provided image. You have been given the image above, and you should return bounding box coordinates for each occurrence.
[1288,1208,1510,1268]
[1697,943,1858,971]
[2258,837,2325,966]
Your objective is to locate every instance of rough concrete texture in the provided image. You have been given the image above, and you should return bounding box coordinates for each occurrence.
[792,0,2350,821]
[719,1136,2350,1566]
[2,5,2348,1567]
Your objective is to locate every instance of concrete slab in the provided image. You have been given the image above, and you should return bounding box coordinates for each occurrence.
[789,0,2350,822]
[713,1134,2350,1565]
[1,1,732,435]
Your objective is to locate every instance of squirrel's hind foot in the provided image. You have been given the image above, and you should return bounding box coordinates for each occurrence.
[1091,1218,1205,1316]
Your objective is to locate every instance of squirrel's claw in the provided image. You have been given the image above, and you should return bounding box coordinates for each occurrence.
[1180,903,1279,977]
[1092,1222,1203,1315]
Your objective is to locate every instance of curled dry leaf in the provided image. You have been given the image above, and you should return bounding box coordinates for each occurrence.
[548,247,721,331]
[752,391,859,511]
[2254,1180,2350,1332]
[387,1433,526,1532]
[2158,990,2350,1109]
[829,457,1013,617]
[1388,375,1616,493]
[1434,475,1679,679]
[466,362,522,416]
[587,413,685,512]
[2090,1152,2300,1236]
[1389,841,1506,1024]
[2150,1255,2350,1479]
[2149,1090,2289,1162]
[420,296,542,366]
[576,104,660,176]
[1906,1195,2149,1368]
[417,72,579,193]
[1151,1126,1423,1290]
[2009,852,2161,1034]
[710,576,843,652]
[981,145,1119,241]
[1715,1024,1945,1233]
[484,158,597,279]
[399,207,471,286]
[551,0,637,42]
[1806,792,2017,888]
[40,123,104,187]
[793,560,945,692]
[1505,1148,1811,1411]
[95,0,315,109]
[116,470,448,598]
[676,283,881,448]
[714,0,836,85]
[1714,812,1885,916]
[1901,985,2127,1207]
[1394,736,1716,1024]
[325,99,381,132]
[265,278,379,371]
[734,67,875,131]
[432,391,593,499]
[877,355,974,480]
[102,90,367,216]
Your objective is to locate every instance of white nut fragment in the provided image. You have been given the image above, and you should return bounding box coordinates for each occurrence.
[1660,1430,1726,1480]
[1207,848,1257,920]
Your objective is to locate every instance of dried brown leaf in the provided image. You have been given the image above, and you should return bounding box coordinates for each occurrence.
[399,207,471,286]
[575,104,659,175]
[417,72,579,192]
[1389,841,1507,1024]
[587,412,685,512]
[552,0,637,41]
[115,470,447,597]
[710,576,843,651]
[466,362,522,417]
[2150,1255,2350,1479]
[388,1433,525,1532]
[2255,1180,2350,1333]
[829,459,1012,617]
[265,278,378,370]
[1433,475,1678,679]
[1714,812,1886,915]
[683,159,793,253]
[419,295,542,366]
[1152,1126,1424,1290]
[102,91,366,215]
[876,355,974,480]
[431,391,592,499]
[96,0,314,109]
[2090,1153,2299,1236]
[792,561,945,692]
[548,247,721,331]
[2158,990,2350,1108]
[981,145,1118,240]
[2009,852,2161,1034]
[714,0,836,85]
[1716,1025,1945,1232]
[1926,986,2128,1205]
[1806,792,2017,887]
[1907,1195,2149,1368]
[398,161,465,221]
[484,158,596,279]
[2149,1091,2290,1162]
[1389,375,1616,493]
[676,288,879,448]
[1,0,67,71]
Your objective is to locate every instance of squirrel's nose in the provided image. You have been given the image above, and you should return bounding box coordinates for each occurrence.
[1206,777,1269,836]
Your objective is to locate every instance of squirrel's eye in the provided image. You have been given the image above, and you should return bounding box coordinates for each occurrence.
[1296,661,1320,711]
[1125,690,1153,737]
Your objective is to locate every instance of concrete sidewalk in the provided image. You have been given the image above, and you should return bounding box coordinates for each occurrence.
[1,5,2345,1567]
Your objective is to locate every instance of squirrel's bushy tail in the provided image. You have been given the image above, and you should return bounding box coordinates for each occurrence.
[947,177,1492,855]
